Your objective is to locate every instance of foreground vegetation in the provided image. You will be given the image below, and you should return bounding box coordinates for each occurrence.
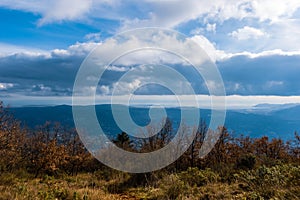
[0,101,300,199]
[1,164,300,199]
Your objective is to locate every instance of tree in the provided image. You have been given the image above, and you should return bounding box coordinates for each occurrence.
[205,126,231,169]
[292,132,300,160]
[113,131,133,150]
[0,101,26,172]
[140,118,173,152]
[62,128,91,175]
[188,119,208,168]
[158,117,173,147]
[27,122,68,177]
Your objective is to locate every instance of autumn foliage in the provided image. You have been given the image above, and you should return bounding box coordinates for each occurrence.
[0,101,300,199]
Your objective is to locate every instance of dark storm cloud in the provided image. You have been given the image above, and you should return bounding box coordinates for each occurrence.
[218,55,300,95]
[0,50,300,97]
[0,53,83,96]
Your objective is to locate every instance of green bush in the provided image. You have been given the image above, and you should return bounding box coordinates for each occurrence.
[179,167,207,187]
[159,174,189,199]
[201,168,221,183]
[177,167,220,187]
[237,164,300,199]
[287,165,300,186]
[38,187,69,200]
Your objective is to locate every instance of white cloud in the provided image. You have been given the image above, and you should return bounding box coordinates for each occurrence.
[1,0,300,57]
[221,18,300,53]
[265,19,300,51]
[0,32,220,63]
[0,43,49,58]
[66,42,101,55]
[38,0,92,25]
[205,80,222,91]
[0,41,101,59]
[1,0,299,27]
[0,83,14,90]
[106,65,128,72]
[2,33,300,99]
[51,49,69,57]
[113,79,142,95]
[51,42,101,57]
[0,0,93,25]
[4,29,300,64]
[121,1,221,29]
[223,49,300,60]
[190,27,204,35]
[84,32,102,42]
[4,94,300,109]
[3,31,300,64]
[121,0,300,30]
[0,0,130,26]
[229,26,268,40]
[190,35,226,62]
[86,30,216,66]
[0,1,44,13]
[206,23,216,33]
[99,85,110,95]
[250,0,300,23]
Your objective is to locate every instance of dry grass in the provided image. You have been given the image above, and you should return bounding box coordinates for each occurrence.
[0,172,139,200]
[1,167,299,200]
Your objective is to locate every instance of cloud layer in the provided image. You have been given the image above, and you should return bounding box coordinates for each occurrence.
[1,33,300,100]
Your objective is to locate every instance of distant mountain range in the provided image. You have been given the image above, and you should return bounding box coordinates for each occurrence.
[10,103,300,141]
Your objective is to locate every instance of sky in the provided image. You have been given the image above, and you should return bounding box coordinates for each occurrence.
[0,0,300,107]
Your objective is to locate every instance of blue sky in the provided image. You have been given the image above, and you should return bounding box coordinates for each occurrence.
[0,0,300,107]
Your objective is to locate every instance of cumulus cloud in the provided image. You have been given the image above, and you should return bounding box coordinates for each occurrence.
[190,35,226,62]
[0,43,49,57]
[1,27,300,99]
[264,19,300,51]
[52,42,101,57]
[121,0,300,29]
[37,0,93,25]
[82,30,216,67]
[229,26,268,40]
[1,0,300,27]
[4,0,299,54]
[249,0,300,23]
[1,0,300,54]
[0,0,93,25]
[113,79,142,95]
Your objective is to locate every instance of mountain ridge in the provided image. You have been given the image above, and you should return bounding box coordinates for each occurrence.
[9,104,300,141]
